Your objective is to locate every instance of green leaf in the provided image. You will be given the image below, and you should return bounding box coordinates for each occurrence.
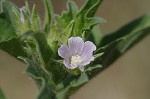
[0,17,16,42]
[0,12,5,19]
[73,0,104,36]
[0,11,26,59]
[55,0,78,30]
[1,0,19,23]
[46,24,60,53]
[32,32,53,69]
[22,32,53,69]
[20,58,56,99]
[0,88,6,99]
[87,25,103,46]
[48,62,68,84]
[56,0,105,37]
[43,0,54,33]
[90,14,150,78]
[78,0,104,17]
[0,38,26,58]
[99,14,150,47]
[56,72,88,99]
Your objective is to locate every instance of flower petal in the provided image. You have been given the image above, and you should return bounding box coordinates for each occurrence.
[80,56,94,66]
[81,41,96,65]
[63,60,77,69]
[58,44,70,61]
[68,37,84,56]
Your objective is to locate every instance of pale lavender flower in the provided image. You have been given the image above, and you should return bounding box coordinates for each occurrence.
[58,37,96,71]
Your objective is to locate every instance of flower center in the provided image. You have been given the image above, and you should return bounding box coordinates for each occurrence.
[71,55,82,67]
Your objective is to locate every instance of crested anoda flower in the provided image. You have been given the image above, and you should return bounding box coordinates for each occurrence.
[58,37,96,71]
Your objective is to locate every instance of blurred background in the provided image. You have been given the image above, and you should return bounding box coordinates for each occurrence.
[0,0,150,99]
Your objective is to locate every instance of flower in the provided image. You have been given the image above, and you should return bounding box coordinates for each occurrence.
[58,37,96,71]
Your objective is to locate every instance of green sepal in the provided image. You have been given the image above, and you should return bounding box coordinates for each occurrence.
[25,1,31,16]
[60,21,75,44]
[31,4,40,32]
[43,0,54,33]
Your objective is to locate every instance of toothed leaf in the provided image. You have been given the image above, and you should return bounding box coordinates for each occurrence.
[21,58,56,99]
[89,14,150,78]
